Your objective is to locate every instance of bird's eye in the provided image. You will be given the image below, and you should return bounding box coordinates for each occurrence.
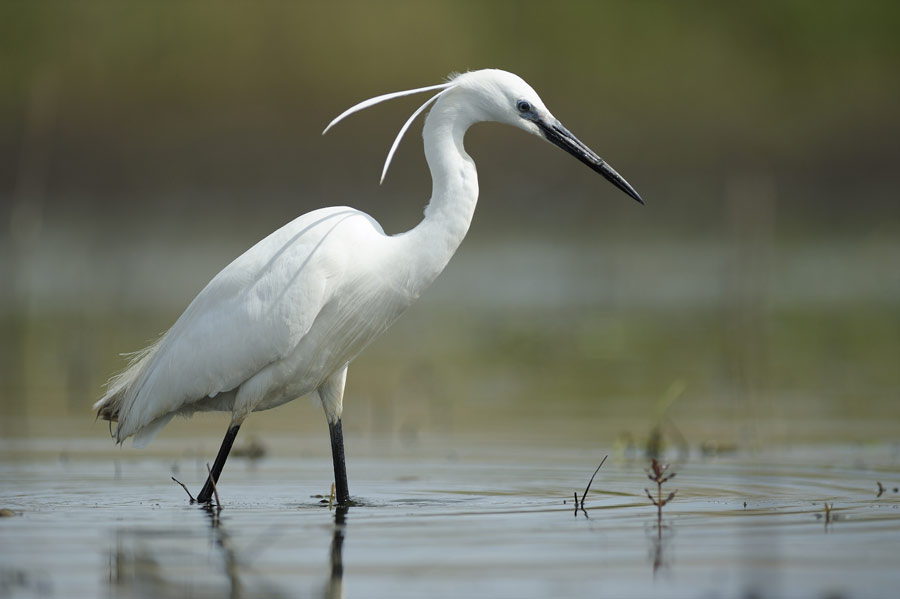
[516,100,532,113]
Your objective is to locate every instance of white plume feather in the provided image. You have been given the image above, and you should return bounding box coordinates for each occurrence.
[322,80,457,183]
[380,89,448,184]
[322,82,453,135]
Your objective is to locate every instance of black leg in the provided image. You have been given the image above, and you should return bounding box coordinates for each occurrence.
[197,424,241,504]
[329,419,350,504]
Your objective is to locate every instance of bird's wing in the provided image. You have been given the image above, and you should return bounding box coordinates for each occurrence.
[110,207,376,441]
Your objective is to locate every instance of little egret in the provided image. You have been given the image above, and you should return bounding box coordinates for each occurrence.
[94,69,642,505]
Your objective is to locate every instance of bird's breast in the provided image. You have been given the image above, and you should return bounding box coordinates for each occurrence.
[251,254,417,412]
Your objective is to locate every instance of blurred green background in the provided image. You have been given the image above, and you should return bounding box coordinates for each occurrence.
[1,2,898,449]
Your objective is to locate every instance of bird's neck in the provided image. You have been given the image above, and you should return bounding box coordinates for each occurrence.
[400,101,479,291]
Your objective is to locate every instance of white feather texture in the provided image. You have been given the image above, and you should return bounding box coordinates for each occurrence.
[97,206,419,444]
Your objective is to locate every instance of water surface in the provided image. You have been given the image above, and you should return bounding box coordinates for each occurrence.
[2,436,899,598]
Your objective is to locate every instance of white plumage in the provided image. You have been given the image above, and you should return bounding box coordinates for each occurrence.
[95,69,642,504]
[100,207,402,445]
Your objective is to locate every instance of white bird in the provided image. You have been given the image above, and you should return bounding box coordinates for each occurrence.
[94,69,642,505]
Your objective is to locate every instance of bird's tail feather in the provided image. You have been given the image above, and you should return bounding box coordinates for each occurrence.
[92,341,160,442]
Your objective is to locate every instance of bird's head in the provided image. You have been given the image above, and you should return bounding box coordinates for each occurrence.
[439,69,550,133]
[324,68,643,204]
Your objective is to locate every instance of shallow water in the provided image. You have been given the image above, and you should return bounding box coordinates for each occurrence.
[2,436,899,599]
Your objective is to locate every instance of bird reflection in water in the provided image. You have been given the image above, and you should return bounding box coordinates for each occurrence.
[108,505,349,599]
[324,507,348,599]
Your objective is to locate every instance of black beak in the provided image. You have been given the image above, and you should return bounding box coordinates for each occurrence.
[536,118,643,205]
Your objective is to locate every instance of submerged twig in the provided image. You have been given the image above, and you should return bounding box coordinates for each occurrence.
[207,463,222,511]
[580,455,608,512]
[572,456,609,517]
[171,476,196,502]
